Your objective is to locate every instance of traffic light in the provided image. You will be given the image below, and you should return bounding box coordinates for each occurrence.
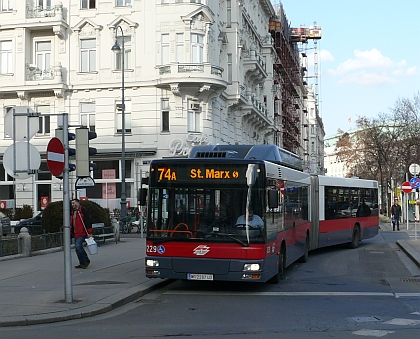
[75,127,97,177]
[55,128,76,173]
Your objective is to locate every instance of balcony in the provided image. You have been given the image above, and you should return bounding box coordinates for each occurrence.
[24,2,68,38]
[26,5,59,19]
[156,63,226,93]
[26,64,54,81]
[243,49,267,82]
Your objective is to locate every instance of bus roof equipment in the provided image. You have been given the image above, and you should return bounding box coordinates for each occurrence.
[189,144,303,171]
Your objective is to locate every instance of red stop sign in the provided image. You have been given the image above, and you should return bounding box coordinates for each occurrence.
[47,137,65,177]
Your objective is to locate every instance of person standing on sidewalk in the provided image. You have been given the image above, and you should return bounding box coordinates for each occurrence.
[70,199,93,268]
[391,198,402,231]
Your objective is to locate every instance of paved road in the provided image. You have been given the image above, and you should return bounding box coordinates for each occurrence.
[0,220,418,327]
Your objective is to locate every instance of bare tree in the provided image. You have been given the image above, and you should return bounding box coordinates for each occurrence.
[336,92,420,214]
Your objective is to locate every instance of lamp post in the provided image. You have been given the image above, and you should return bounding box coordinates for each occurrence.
[111,26,127,229]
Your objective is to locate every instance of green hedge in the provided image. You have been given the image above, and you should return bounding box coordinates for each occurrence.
[42,200,110,233]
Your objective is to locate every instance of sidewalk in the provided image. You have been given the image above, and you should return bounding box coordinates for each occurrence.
[0,237,168,327]
[379,217,420,270]
[0,223,419,328]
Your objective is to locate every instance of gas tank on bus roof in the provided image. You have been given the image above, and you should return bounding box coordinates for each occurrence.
[189,144,303,171]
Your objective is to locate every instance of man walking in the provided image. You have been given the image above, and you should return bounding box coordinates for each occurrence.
[391,198,402,231]
[70,198,93,268]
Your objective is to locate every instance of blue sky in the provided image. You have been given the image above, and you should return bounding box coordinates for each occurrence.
[274,0,420,137]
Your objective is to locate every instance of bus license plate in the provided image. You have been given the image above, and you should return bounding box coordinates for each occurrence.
[187,273,213,281]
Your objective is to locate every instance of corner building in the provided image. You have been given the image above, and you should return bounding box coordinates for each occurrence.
[0,1,317,212]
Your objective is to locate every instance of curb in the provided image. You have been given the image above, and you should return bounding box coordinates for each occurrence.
[0,279,170,327]
[396,240,420,269]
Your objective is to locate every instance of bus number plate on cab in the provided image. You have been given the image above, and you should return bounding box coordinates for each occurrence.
[187,273,213,281]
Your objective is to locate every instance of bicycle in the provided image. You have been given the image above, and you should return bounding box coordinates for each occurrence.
[119,216,132,234]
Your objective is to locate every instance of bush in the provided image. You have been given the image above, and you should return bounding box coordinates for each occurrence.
[42,200,110,233]
[1,205,34,221]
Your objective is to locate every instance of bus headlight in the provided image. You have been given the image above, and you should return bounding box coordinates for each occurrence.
[243,263,260,271]
[146,259,160,267]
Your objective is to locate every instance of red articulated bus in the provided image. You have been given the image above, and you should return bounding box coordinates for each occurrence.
[145,145,379,283]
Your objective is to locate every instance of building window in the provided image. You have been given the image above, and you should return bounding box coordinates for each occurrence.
[0,40,12,74]
[80,102,96,132]
[36,105,51,135]
[115,36,131,70]
[35,40,51,78]
[227,53,232,84]
[116,0,131,6]
[38,0,52,9]
[81,0,95,9]
[1,0,13,10]
[227,0,231,28]
[188,110,200,132]
[161,34,170,65]
[116,100,131,133]
[80,39,96,72]
[162,99,169,132]
[176,33,184,63]
[191,34,203,63]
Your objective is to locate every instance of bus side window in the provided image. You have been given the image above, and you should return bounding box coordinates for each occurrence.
[268,190,279,209]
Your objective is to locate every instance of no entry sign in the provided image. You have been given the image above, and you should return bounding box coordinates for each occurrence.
[47,137,65,177]
[401,181,412,194]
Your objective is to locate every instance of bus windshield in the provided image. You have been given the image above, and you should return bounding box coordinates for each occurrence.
[146,184,266,245]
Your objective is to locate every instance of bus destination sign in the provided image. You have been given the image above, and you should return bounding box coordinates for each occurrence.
[151,164,251,185]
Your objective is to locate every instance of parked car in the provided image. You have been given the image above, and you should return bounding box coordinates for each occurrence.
[0,211,11,236]
[15,212,43,235]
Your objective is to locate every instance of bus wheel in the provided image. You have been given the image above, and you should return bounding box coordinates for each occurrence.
[349,226,360,249]
[298,235,309,263]
[269,250,285,284]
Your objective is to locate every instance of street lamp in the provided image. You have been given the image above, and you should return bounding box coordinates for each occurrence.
[111,26,127,229]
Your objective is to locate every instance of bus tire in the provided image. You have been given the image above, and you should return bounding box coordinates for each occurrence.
[349,226,360,249]
[298,235,310,263]
[269,249,285,284]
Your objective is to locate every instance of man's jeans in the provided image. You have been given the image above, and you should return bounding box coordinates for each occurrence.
[75,237,89,265]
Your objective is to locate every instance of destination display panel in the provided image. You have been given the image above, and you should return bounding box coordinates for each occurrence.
[150,162,259,186]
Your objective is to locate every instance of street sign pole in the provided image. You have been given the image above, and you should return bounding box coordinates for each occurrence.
[401,181,412,231]
[63,113,73,303]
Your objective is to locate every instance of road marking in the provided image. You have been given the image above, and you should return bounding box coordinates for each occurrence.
[165,291,397,297]
[383,318,420,326]
[353,329,394,337]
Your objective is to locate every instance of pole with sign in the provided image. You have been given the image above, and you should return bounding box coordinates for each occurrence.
[402,181,412,231]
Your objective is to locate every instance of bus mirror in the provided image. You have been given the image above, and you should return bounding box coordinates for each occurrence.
[138,188,147,206]
[268,190,278,209]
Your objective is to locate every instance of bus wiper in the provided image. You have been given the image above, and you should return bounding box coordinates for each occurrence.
[212,232,249,247]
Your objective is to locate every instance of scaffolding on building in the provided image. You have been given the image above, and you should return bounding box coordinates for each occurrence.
[269,4,321,155]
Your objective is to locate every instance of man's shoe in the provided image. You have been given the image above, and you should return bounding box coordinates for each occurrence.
[82,261,90,269]
[75,265,83,268]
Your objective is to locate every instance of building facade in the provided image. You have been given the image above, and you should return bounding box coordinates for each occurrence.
[0,0,322,213]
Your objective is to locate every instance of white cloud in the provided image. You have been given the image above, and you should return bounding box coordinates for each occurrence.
[325,49,418,86]
[338,72,395,86]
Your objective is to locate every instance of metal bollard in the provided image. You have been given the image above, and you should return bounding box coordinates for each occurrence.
[18,227,31,257]
[112,218,120,242]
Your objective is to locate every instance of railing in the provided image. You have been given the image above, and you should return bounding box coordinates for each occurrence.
[158,63,224,77]
[0,231,63,257]
[251,95,268,116]
[26,63,54,81]
[26,5,56,18]
[243,49,266,70]
[211,66,223,77]
[178,64,204,73]
[159,65,171,75]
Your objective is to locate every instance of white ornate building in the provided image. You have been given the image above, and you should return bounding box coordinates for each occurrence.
[0,0,321,213]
